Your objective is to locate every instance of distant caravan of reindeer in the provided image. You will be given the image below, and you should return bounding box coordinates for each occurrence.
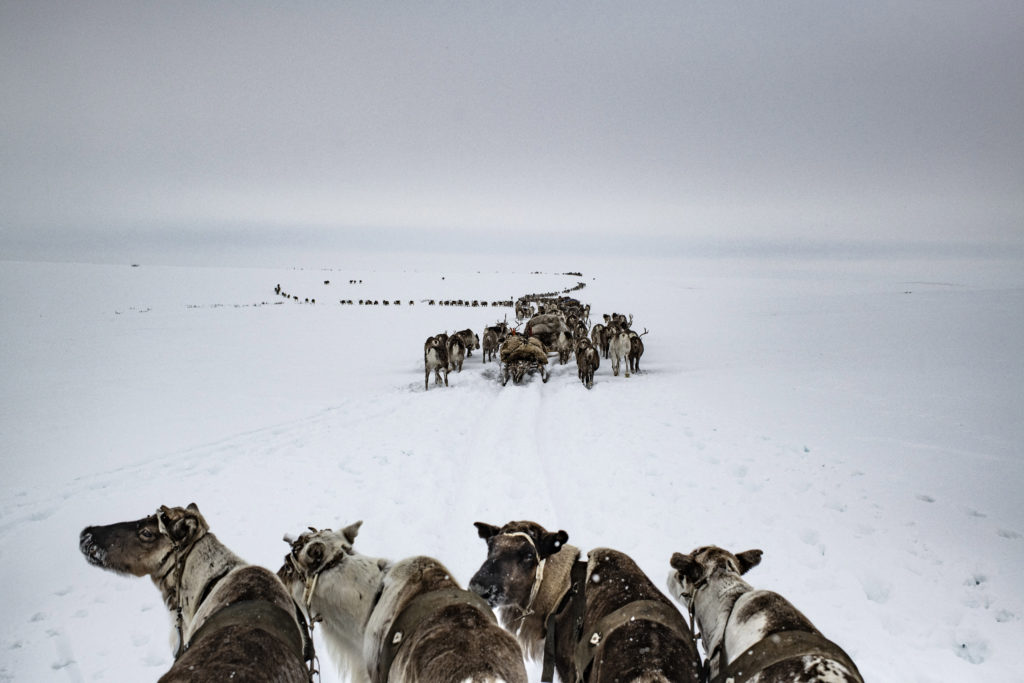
[414,276,647,391]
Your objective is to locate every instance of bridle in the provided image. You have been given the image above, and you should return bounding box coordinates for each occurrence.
[501,532,547,627]
[155,508,207,660]
[285,535,351,683]
[285,532,383,682]
[681,569,739,682]
[682,573,710,643]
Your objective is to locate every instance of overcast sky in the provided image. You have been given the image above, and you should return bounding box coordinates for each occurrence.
[2,1,1022,263]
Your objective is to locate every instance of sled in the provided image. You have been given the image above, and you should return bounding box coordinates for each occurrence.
[498,335,551,386]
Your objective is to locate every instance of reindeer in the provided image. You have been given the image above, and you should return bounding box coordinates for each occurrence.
[575,338,600,389]
[590,324,606,359]
[609,328,632,377]
[554,328,575,365]
[483,321,509,364]
[457,328,481,357]
[424,335,449,390]
[280,524,527,683]
[482,329,499,364]
[447,333,467,373]
[469,521,701,683]
[573,321,589,344]
[628,329,647,373]
[80,504,310,682]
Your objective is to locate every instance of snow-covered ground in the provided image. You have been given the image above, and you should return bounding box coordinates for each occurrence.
[1,252,1022,682]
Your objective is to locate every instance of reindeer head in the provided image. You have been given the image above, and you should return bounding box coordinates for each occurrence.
[278,521,363,590]
[668,545,762,602]
[79,503,208,578]
[469,521,568,608]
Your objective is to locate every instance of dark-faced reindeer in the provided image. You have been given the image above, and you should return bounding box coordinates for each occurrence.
[280,523,527,683]
[80,504,310,683]
[469,521,701,683]
[573,321,589,344]
[668,546,863,683]
[424,335,449,390]
[627,329,647,373]
[575,338,600,389]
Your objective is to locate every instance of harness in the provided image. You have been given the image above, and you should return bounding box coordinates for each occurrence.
[573,599,690,681]
[684,575,863,683]
[712,630,863,683]
[378,586,496,683]
[295,543,496,683]
[157,514,315,682]
[504,531,548,623]
[538,555,691,683]
[541,558,587,682]
[291,543,358,682]
[155,508,207,661]
[186,598,306,661]
[682,574,716,681]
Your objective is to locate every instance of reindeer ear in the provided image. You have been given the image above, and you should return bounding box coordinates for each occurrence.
[670,552,702,583]
[158,505,207,544]
[474,522,501,540]
[537,530,569,559]
[736,549,763,574]
[341,520,362,544]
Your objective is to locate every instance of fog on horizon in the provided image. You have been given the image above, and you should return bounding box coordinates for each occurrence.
[2,2,1022,266]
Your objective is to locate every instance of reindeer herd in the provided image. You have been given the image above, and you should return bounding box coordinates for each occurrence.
[272,277,647,391]
[81,505,865,683]
[424,294,648,390]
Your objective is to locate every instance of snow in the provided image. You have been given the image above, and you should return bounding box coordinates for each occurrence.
[1,252,1022,682]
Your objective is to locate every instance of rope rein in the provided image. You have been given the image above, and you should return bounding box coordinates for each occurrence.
[154,510,207,661]
[502,532,547,632]
[297,554,333,683]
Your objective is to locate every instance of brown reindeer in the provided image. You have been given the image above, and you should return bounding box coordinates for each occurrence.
[469,521,701,683]
[79,504,309,683]
[424,335,449,390]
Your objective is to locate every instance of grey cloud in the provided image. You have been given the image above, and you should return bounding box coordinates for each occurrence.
[2,1,1022,263]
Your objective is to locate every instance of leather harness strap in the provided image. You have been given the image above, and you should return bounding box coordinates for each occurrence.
[573,599,690,682]
[185,599,305,662]
[541,559,587,682]
[711,630,863,683]
[379,586,495,683]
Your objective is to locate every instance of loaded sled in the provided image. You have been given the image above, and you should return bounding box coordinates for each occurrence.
[498,335,550,385]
